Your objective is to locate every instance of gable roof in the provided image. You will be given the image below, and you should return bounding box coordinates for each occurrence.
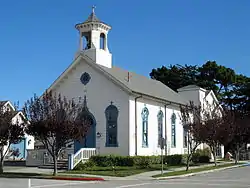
[99,65,188,105]
[0,101,8,106]
[48,54,188,106]
[0,100,15,111]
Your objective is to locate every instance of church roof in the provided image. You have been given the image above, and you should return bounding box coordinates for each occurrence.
[47,55,187,106]
[84,12,101,23]
[178,85,201,90]
[99,65,188,105]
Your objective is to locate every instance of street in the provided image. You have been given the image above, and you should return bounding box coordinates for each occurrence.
[2,166,250,188]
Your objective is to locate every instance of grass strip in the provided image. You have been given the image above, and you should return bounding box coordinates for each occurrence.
[153,163,244,178]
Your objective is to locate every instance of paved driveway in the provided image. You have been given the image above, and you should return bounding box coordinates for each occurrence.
[2,166,250,188]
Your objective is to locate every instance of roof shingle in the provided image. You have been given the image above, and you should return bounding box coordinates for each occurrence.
[99,65,188,105]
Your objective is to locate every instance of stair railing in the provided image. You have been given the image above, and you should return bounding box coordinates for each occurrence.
[68,148,96,170]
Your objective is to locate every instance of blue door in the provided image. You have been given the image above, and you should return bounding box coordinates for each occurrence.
[9,138,26,160]
[74,124,96,153]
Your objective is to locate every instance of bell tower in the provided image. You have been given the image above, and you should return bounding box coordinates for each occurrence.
[75,6,112,68]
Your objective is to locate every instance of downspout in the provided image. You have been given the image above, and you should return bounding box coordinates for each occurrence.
[135,95,142,156]
[164,102,171,156]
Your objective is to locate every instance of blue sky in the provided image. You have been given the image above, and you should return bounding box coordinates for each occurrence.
[0,0,250,106]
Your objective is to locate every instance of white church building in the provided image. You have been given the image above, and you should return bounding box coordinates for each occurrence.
[44,8,223,158]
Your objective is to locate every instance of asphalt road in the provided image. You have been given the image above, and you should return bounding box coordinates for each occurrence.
[2,166,250,188]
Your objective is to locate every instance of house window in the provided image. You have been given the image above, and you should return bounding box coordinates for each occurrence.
[141,107,149,147]
[105,104,119,147]
[183,126,188,148]
[171,113,176,148]
[157,110,164,147]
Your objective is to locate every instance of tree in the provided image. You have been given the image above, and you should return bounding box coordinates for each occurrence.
[180,102,206,171]
[24,91,91,176]
[0,104,25,174]
[226,110,250,164]
[200,102,226,166]
[150,61,249,109]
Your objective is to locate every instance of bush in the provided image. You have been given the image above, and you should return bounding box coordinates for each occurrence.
[74,160,95,170]
[199,155,210,163]
[89,155,161,167]
[196,148,211,158]
[133,156,151,168]
[191,153,200,163]
[192,148,211,164]
[164,154,183,166]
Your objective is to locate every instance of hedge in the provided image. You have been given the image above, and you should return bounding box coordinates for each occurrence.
[89,155,162,167]
[74,151,211,170]
[192,148,211,163]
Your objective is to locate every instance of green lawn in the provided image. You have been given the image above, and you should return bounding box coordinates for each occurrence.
[65,164,175,177]
[64,163,212,177]
[153,163,243,178]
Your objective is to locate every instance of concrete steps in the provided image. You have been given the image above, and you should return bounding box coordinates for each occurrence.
[38,159,68,170]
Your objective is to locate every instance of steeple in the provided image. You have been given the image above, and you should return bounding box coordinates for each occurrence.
[75,6,112,68]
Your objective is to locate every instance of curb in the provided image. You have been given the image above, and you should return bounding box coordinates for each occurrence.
[155,164,245,180]
[51,176,105,181]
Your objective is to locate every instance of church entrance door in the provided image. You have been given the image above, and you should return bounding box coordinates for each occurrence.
[74,96,96,153]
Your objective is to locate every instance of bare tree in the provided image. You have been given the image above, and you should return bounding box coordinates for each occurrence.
[24,91,91,176]
[0,103,25,174]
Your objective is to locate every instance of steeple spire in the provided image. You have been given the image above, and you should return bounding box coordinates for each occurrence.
[92,5,96,13]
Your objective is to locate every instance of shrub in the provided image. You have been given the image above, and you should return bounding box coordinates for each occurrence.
[192,148,211,164]
[89,155,161,167]
[133,156,151,168]
[89,155,114,167]
[196,148,211,158]
[191,153,200,163]
[199,155,210,163]
[164,154,183,166]
[73,160,95,170]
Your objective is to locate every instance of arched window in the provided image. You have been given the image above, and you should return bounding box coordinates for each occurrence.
[105,104,119,147]
[141,107,149,147]
[157,110,164,147]
[171,113,176,148]
[100,33,105,50]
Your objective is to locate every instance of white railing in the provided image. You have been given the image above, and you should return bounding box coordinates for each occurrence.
[68,148,96,170]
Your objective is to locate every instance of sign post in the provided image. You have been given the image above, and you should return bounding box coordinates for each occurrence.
[160,137,165,175]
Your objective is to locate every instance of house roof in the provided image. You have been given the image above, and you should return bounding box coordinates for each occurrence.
[0,101,8,106]
[98,65,188,105]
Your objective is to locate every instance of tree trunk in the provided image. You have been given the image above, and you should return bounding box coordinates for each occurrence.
[213,150,217,166]
[0,159,4,174]
[186,154,191,171]
[0,147,4,174]
[52,155,58,176]
[235,144,240,164]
